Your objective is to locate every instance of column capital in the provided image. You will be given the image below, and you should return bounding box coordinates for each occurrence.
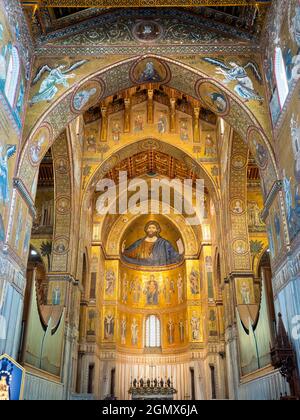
[147,89,154,100]
[47,272,78,285]
[13,178,36,219]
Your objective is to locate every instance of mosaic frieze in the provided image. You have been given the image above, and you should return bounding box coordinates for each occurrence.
[38,9,256,48]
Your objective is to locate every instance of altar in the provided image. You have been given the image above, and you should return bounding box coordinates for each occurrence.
[129,378,177,401]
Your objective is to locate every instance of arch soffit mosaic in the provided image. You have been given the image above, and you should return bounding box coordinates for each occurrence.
[89,136,218,195]
[94,174,207,222]
[18,55,279,203]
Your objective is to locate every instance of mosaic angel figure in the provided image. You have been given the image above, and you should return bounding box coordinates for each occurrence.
[202,58,263,101]
[30,60,88,104]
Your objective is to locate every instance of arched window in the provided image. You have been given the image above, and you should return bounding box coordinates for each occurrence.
[4,46,20,108]
[274,47,289,109]
[145,315,161,348]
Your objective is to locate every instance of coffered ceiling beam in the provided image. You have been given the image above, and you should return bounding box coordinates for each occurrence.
[21,0,271,8]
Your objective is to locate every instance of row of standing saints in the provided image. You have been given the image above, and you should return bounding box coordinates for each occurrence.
[102,312,202,345]
[105,268,203,303]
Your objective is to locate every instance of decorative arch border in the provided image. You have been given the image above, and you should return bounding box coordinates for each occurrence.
[87,137,218,194]
[254,245,271,278]
[17,55,280,203]
[51,130,73,273]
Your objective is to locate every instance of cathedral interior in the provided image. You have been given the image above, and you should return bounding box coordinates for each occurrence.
[0,0,300,401]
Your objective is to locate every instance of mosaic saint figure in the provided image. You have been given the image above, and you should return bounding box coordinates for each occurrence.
[191,312,200,341]
[209,92,227,113]
[131,318,138,345]
[267,226,275,259]
[0,215,5,243]
[205,135,216,156]
[235,241,246,255]
[57,158,68,172]
[30,135,46,164]
[135,22,161,42]
[73,87,97,110]
[240,282,251,305]
[274,213,282,252]
[134,114,144,133]
[189,269,200,295]
[52,287,61,306]
[122,221,182,267]
[252,138,268,168]
[291,115,300,181]
[104,313,114,339]
[112,121,121,142]
[179,320,185,343]
[248,202,264,229]
[163,277,174,304]
[121,316,126,345]
[0,24,5,81]
[283,171,293,222]
[209,310,218,336]
[15,213,22,248]
[121,273,128,304]
[167,319,175,344]
[233,200,243,214]
[177,274,184,304]
[142,25,153,36]
[131,278,141,303]
[253,202,263,227]
[0,144,16,204]
[158,114,167,134]
[144,275,159,305]
[138,61,162,83]
[86,135,97,152]
[105,269,116,296]
[180,120,189,141]
[31,60,87,104]
[16,79,25,116]
[88,311,96,334]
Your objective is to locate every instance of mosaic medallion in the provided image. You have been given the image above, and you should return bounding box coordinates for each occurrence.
[132,21,164,43]
[56,196,71,215]
[196,80,230,116]
[139,139,162,151]
[232,239,248,255]
[248,128,269,170]
[231,153,247,170]
[53,236,69,255]
[71,79,104,114]
[130,57,171,85]
[230,198,246,215]
[28,124,53,166]
[55,157,70,175]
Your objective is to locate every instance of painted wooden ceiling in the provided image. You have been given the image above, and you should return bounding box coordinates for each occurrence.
[21,1,271,39]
